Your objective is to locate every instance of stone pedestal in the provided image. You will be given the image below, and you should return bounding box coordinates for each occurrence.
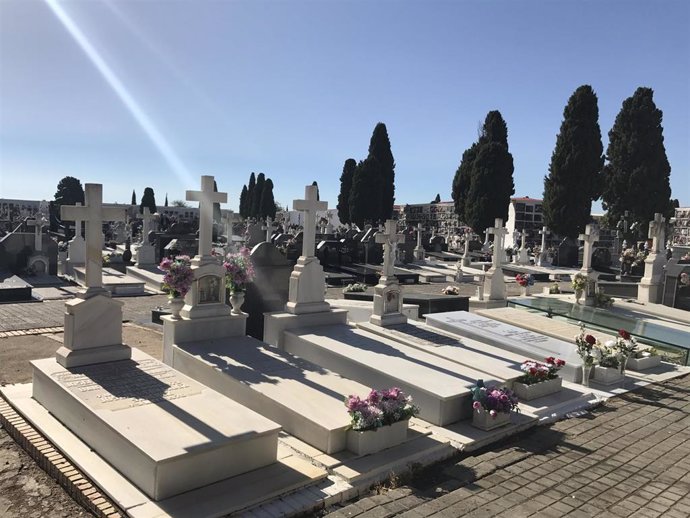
[638,252,666,304]
[285,256,331,314]
[56,294,131,368]
[135,243,156,267]
[370,280,407,327]
[483,267,506,300]
[180,257,231,320]
[413,246,425,262]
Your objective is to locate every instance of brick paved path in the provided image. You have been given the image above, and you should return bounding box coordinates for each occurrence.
[324,374,690,518]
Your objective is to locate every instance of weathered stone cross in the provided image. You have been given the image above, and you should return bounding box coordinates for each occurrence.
[578,223,600,272]
[293,185,327,258]
[61,184,126,295]
[262,217,278,243]
[487,218,507,268]
[376,219,404,278]
[648,213,665,254]
[186,175,227,260]
[539,226,550,251]
[26,214,48,252]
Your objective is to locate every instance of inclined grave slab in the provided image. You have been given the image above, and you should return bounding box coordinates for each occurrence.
[283,324,507,425]
[32,348,280,501]
[169,335,372,454]
[424,311,583,382]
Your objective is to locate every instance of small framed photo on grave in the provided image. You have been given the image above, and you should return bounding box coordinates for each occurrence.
[198,275,221,304]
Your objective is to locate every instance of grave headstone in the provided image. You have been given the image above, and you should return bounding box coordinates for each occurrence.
[483,218,507,300]
[639,213,667,304]
[537,226,551,266]
[578,223,600,306]
[371,219,407,326]
[134,207,156,267]
[414,223,425,261]
[516,229,530,265]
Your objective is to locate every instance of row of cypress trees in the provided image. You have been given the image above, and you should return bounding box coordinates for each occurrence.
[336,122,396,228]
[239,173,277,220]
[451,85,673,239]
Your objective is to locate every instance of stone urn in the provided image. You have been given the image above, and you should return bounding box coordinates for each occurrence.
[168,297,184,319]
[229,290,246,315]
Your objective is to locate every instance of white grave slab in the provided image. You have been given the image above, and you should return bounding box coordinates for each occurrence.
[283,324,508,425]
[424,311,584,382]
[31,348,280,501]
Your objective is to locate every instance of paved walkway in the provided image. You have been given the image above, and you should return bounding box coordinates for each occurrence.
[323,374,690,518]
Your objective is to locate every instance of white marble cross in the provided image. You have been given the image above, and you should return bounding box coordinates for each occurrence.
[463,230,471,257]
[520,230,527,250]
[487,218,507,268]
[262,217,278,243]
[578,223,600,272]
[539,226,550,251]
[648,213,665,254]
[222,210,237,240]
[293,185,327,258]
[186,175,227,259]
[26,214,48,252]
[62,184,126,293]
[137,207,153,243]
[376,219,405,278]
[72,202,83,239]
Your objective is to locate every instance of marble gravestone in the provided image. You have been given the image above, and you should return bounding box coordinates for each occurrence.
[135,207,156,267]
[414,223,425,261]
[537,226,551,267]
[578,223,600,306]
[425,311,584,382]
[483,218,507,300]
[65,202,85,276]
[638,213,666,304]
[25,214,50,274]
[264,185,348,348]
[370,219,407,326]
[516,230,530,265]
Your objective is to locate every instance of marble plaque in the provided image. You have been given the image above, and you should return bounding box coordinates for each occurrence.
[198,274,222,304]
[52,358,200,411]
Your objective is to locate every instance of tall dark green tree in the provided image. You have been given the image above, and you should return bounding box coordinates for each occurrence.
[239,185,249,218]
[542,85,604,239]
[451,111,514,232]
[54,176,84,222]
[131,190,137,206]
[367,122,395,221]
[432,194,441,204]
[246,173,256,217]
[312,181,320,201]
[601,87,673,235]
[349,157,381,228]
[164,193,168,207]
[251,173,266,218]
[337,158,356,224]
[259,178,277,219]
[140,187,157,214]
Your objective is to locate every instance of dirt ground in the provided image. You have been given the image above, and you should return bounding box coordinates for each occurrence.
[0,324,164,518]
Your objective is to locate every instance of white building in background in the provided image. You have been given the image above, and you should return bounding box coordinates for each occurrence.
[279,208,341,230]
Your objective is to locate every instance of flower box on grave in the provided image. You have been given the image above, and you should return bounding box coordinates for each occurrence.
[471,408,511,431]
[513,377,562,401]
[346,419,409,456]
[594,365,624,385]
[626,354,662,371]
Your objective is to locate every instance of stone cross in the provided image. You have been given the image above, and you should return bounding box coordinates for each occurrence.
[61,184,126,294]
[137,207,153,243]
[262,217,278,243]
[375,219,405,278]
[70,202,83,239]
[578,223,600,272]
[186,175,227,259]
[416,223,423,248]
[463,230,471,257]
[26,214,48,252]
[648,213,665,254]
[222,210,236,240]
[520,229,527,250]
[487,218,508,268]
[539,226,549,251]
[511,230,520,249]
[293,184,327,258]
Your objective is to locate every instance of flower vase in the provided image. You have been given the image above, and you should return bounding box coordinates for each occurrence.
[581,363,592,387]
[521,285,531,296]
[346,419,409,456]
[619,356,629,377]
[472,408,511,431]
[229,290,245,315]
[575,289,583,304]
[168,297,184,319]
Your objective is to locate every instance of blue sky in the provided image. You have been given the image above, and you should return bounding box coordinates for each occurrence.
[1,0,688,212]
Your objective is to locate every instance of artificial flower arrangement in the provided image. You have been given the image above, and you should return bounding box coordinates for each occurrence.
[158,255,194,298]
[613,328,637,359]
[680,272,689,287]
[470,380,519,418]
[593,289,615,308]
[223,247,255,293]
[344,388,419,432]
[549,283,561,294]
[596,345,620,369]
[515,273,535,288]
[571,272,588,292]
[517,357,565,385]
[342,282,368,294]
[575,322,597,367]
[441,285,460,295]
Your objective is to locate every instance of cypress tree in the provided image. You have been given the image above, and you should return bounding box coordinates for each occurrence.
[602,87,673,235]
[239,185,249,218]
[259,178,277,219]
[251,173,266,218]
[349,157,381,228]
[164,193,168,207]
[367,122,395,221]
[131,190,137,206]
[543,85,604,238]
[337,158,356,224]
[247,173,256,218]
[140,187,157,214]
[312,181,320,201]
[451,143,479,224]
